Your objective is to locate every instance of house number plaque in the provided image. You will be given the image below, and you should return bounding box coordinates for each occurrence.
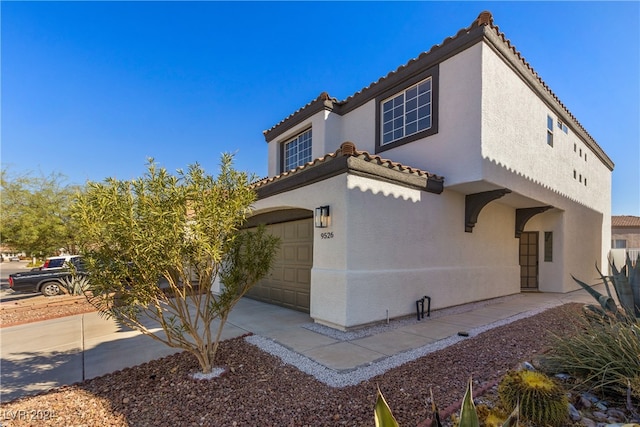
[320,232,334,239]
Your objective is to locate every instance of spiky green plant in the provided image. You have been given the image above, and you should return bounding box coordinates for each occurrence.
[375,378,519,427]
[459,377,480,427]
[59,275,90,295]
[543,312,640,400]
[572,253,640,319]
[374,386,399,427]
[498,370,568,427]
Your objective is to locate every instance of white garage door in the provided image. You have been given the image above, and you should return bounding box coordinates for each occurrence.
[245,218,313,313]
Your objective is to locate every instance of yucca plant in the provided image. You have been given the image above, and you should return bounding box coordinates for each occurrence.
[572,253,640,319]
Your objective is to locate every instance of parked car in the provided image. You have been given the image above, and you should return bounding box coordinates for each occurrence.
[9,256,86,296]
[33,255,81,271]
[9,256,21,262]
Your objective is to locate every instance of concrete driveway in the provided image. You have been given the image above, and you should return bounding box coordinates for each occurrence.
[0,298,310,402]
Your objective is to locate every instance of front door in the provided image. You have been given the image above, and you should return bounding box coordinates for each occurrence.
[519,231,539,290]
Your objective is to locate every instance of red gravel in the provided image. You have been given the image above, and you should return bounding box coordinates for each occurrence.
[0,303,586,426]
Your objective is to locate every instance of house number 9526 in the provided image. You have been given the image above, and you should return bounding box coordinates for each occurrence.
[320,232,334,239]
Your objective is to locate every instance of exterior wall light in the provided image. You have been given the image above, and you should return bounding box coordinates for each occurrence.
[314,205,330,228]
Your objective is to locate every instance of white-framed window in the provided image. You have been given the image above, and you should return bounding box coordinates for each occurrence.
[557,119,568,134]
[381,78,432,145]
[283,129,312,172]
[546,115,554,147]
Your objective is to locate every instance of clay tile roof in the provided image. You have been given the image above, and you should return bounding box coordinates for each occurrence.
[262,92,339,137]
[612,215,640,227]
[250,142,443,190]
[261,11,612,170]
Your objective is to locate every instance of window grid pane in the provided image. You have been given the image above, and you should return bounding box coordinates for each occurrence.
[381,77,432,145]
[284,129,312,171]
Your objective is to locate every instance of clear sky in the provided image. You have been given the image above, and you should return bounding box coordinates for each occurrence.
[2,1,639,215]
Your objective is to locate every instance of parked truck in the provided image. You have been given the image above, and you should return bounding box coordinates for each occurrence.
[8,255,85,296]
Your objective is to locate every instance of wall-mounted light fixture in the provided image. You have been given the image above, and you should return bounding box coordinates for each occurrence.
[314,205,330,228]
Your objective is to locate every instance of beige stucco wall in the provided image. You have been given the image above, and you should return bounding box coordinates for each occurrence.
[259,36,613,329]
[612,228,640,248]
[480,42,611,277]
[252,172,521,329]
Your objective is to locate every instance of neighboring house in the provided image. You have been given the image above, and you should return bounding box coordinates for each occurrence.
[611,215,640,262]
[231,11,614,330]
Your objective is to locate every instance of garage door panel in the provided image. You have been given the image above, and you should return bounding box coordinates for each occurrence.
[283,289,297,305]
[297,292,310,308]
[269,267,284,281]
[283,267,297,283]
[269,287,283,301]
[283,245,297,261]
[245,217,313,313]
[297,246,311,262]
[297,268,310,284]
[283,223,298,240]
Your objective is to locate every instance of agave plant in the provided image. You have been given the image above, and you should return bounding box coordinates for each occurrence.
[572,253,640,319]
[59,275,91,296]
[374,378,519,427]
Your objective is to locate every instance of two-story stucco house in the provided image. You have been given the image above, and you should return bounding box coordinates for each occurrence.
[237,11,614,330]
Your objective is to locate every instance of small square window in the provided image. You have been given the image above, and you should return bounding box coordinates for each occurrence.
[613,239,627,249]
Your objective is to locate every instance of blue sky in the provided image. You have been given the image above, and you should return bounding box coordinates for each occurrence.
[2,1,639,215]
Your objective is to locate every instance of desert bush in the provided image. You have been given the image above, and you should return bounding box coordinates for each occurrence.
[542,312,640,400]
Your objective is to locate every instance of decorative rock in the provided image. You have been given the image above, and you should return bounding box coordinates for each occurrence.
[568,403,582,421]
[592,411,609,422]
[596,401,609,411]
[520,361,535,371]
[580,417,597,427]
[583,392,600,403]
[555,373,571,381]
[578,395,593,409]
[606,408,626,421]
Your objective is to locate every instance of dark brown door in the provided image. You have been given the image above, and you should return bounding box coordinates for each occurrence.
[519,231,539,290]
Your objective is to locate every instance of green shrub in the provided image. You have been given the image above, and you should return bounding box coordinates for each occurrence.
[542,312,640,400]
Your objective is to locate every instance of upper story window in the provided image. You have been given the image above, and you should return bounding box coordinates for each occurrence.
[381,78,432,145]
[375,65,439,154]
[283,129,312,172]
[557,119,568,134]
[546,115,554,147]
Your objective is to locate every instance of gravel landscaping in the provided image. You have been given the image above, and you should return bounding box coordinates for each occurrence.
[2,302,617,426]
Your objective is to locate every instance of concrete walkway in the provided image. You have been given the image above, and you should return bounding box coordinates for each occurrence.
[0,286,601,402]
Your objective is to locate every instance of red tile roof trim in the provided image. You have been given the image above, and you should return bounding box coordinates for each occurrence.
[261,11,613,170]
[612,215,640,227]
[250,142,443,190]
